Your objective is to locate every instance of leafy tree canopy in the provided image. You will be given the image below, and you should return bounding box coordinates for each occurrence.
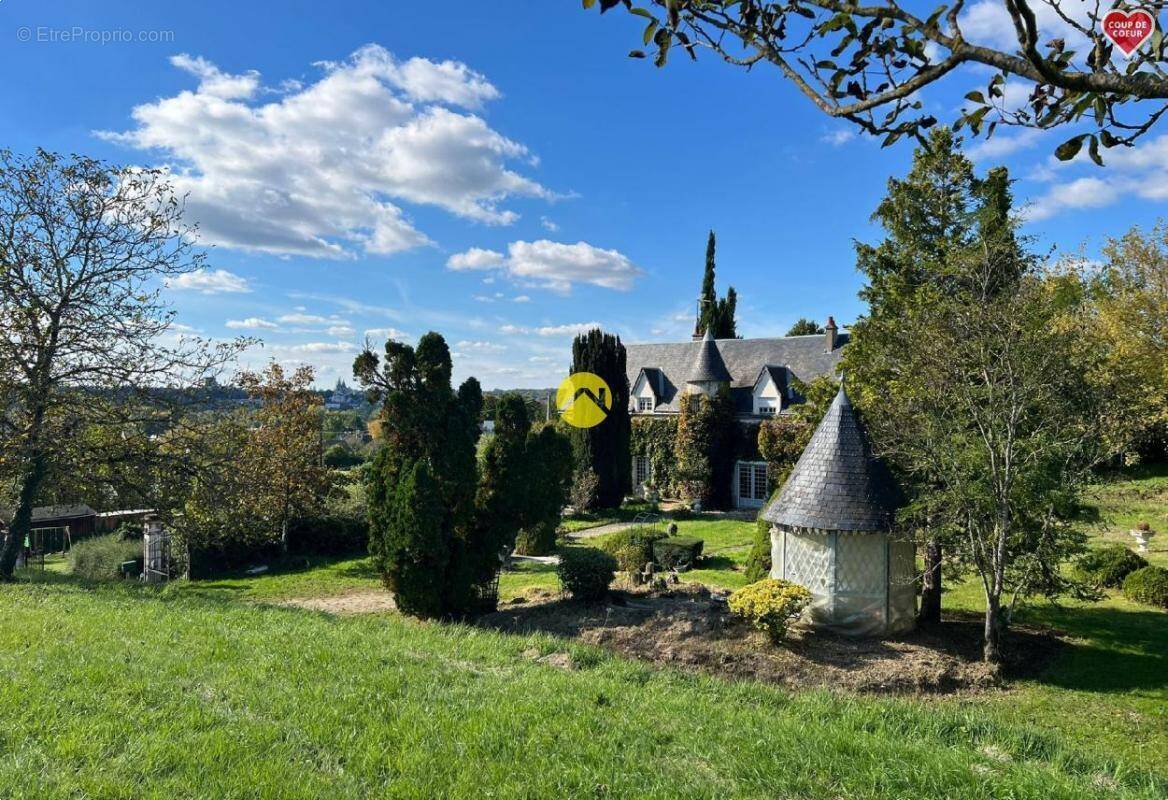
[785,318,825,336]
[585,0,1168,163]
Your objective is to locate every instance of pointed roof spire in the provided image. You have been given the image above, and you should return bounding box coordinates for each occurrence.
[762,384,901,531]
[688,327,731,383]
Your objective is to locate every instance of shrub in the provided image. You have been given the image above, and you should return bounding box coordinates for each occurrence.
[285,515,368,556]
[652,536,704,570]
[745,488,783,582]
[1074,544,1148,588]
[557,547,617,601]
[569,467,601,513]
[601,526,666,572]
[1122,566,1168,609]
[323,443,363,469]
[69,532,142,582]
[728,578,813,643]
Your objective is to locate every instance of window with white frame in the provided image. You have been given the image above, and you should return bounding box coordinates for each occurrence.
[736,461,769,504]
[757,404,776,416]
[637,397,654,412]
[634,456,651,486]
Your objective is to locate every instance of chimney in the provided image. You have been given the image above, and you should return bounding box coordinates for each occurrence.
[824,316,838,352]
[692,296,705,341]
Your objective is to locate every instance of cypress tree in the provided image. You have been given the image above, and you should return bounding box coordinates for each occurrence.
[697,230,738,338]
[569,329,630,509]
[354,331,487,618]
[475,394,532,561]
[516,423,574,555]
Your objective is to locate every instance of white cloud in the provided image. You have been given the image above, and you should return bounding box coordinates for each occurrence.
[966,128,1045,161]
[447,247,505,271]
[226,317,279,330]
[327,324,356,337]
[512,295,531,303]
[1021,134,1168,221]
[821,129,855,146]
[1024,177,1122,221]
[501,321,605,337]
[387,56,500,108]
[960,0,1094,50]
[168,268,251,294]
[290,341,359,354]
[278,312,330,325]
[171,54,260,100]
[99,45,553,258]
[540,216,559,232]
[447,239,642,293]
[456,339,506,352]
[364,327,410,342]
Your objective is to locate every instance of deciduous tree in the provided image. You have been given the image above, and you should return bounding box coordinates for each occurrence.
[587,0,1168,162]
[237,363,333,551]
[0,149,244,580]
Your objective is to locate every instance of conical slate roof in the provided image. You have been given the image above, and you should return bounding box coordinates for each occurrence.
[762,385,901,531]
[688,328,732,383]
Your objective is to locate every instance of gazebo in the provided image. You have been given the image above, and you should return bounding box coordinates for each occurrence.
[762,384,915,636]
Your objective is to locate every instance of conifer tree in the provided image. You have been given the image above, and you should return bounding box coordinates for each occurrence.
[568,329,630,509]
[354,332,485,618]
[696,230,738,339]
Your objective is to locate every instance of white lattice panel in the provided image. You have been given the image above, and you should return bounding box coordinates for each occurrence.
[784,531,831,592]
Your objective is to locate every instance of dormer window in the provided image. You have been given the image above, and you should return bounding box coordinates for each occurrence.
[758,405,776,416]
[637,397,654,412]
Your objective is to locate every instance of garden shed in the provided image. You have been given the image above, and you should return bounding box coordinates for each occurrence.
[762,385,915,636]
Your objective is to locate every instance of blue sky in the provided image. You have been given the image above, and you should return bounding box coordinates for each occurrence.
[3,0,1166,388]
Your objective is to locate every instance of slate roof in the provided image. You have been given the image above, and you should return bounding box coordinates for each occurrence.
[762,385,902,531]
[625,331,848,414]
[689,329,732,383]
[632,367,670,401]
[755,364,789,397]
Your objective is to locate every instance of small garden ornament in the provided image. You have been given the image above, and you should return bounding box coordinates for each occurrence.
[1131,522,1155,554]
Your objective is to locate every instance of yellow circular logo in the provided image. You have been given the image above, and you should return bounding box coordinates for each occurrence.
[557,371,611,429]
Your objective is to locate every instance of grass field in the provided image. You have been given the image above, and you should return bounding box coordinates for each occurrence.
[1,471,1165,798]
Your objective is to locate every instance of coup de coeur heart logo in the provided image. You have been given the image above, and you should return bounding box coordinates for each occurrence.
[1101,8,1158,57]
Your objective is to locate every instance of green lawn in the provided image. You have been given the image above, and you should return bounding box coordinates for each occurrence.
[2,577,1164,799]
[1,477,1166,797]
[583,517,758,591]
[557,500,660,533]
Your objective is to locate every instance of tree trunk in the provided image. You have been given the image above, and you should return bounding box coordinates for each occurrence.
[918,538,943,624]
[983,592,1003,663]
[0,453,48,580]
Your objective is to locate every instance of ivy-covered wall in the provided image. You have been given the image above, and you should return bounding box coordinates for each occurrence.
[630,414,765,502]
[630,416,679,494]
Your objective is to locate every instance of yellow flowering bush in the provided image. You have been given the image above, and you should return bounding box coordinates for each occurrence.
[728,579,812,643]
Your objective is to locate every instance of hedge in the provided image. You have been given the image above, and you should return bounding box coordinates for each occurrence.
[651,536,704,570]
[286,515,368,556]
[1074,544,1148,589]
[557,547,617,601]
[602,526,667,572]
[1122,566,1168,609]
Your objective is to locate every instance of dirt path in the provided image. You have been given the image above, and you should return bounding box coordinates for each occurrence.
[276,590,396,615]
[564,521,640,540]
